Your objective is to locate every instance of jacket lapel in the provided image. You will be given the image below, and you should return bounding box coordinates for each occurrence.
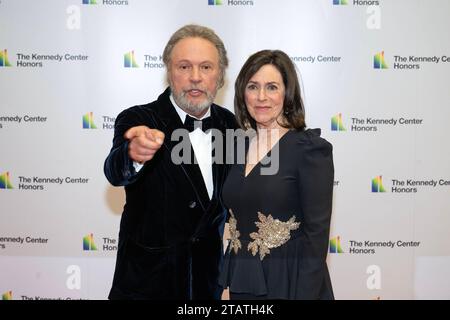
[210,104,228,202]
[153,88,211,213]
[191,105,235,238]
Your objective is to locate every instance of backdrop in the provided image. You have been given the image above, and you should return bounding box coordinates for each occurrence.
[1,0,449,300]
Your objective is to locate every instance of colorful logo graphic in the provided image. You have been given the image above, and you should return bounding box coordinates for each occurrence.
[374,51,388,69]
[83,233,97,251]
[82,0,97,4]
[329,236,344,253]
[0,49,12,67]
[82,112,97,129]
[333,0,348,5]
[2,291,12,300]
[124,51,139,68]
[208,0,223,5]
[0,171,13,189]
[372,175,386,193]
[331,113,346,131]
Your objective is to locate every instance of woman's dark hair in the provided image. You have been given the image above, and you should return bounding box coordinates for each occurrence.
[234,50,306,131]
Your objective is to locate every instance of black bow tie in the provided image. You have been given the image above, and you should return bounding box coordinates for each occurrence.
[184,114,212,133]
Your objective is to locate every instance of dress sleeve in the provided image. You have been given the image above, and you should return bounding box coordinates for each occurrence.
[296,132,334,299]
[103,106,151,186]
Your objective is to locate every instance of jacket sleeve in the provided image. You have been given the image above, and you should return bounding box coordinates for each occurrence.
[104,107,148,186]
[296,134,334,299]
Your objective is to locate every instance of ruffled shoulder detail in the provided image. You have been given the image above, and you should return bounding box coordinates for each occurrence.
[292,128,331,152]
[295,128,321,142]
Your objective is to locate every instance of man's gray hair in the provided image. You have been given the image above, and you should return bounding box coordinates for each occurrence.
[163,24,228,88]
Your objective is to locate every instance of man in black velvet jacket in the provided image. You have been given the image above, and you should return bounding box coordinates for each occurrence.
[104,25,237,299]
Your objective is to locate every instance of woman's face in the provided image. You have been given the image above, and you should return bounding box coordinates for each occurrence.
[244,64,286,130]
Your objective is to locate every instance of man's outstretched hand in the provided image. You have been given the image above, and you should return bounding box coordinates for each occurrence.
[124,126,165,164]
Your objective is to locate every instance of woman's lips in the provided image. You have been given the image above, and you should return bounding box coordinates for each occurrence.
[254,106,271,111]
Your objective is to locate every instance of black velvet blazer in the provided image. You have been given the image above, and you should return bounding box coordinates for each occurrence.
[104,87,237,299]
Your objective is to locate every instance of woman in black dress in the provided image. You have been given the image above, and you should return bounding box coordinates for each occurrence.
[219,50,334,300]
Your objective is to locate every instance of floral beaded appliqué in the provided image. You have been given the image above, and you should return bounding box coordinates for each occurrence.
[248,212,300,261]
[228,209,242,254]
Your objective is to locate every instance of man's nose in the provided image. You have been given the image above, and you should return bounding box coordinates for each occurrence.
[189,66,202,83]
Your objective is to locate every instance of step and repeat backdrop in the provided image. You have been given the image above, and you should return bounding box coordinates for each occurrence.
[1,0,449,300]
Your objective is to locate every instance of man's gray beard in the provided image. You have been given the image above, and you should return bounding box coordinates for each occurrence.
[172,88,216,116]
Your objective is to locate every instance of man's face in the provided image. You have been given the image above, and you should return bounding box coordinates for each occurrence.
[168,37,221,117]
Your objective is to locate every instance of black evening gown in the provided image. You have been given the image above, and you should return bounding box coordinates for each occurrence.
[219,128,335,300]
